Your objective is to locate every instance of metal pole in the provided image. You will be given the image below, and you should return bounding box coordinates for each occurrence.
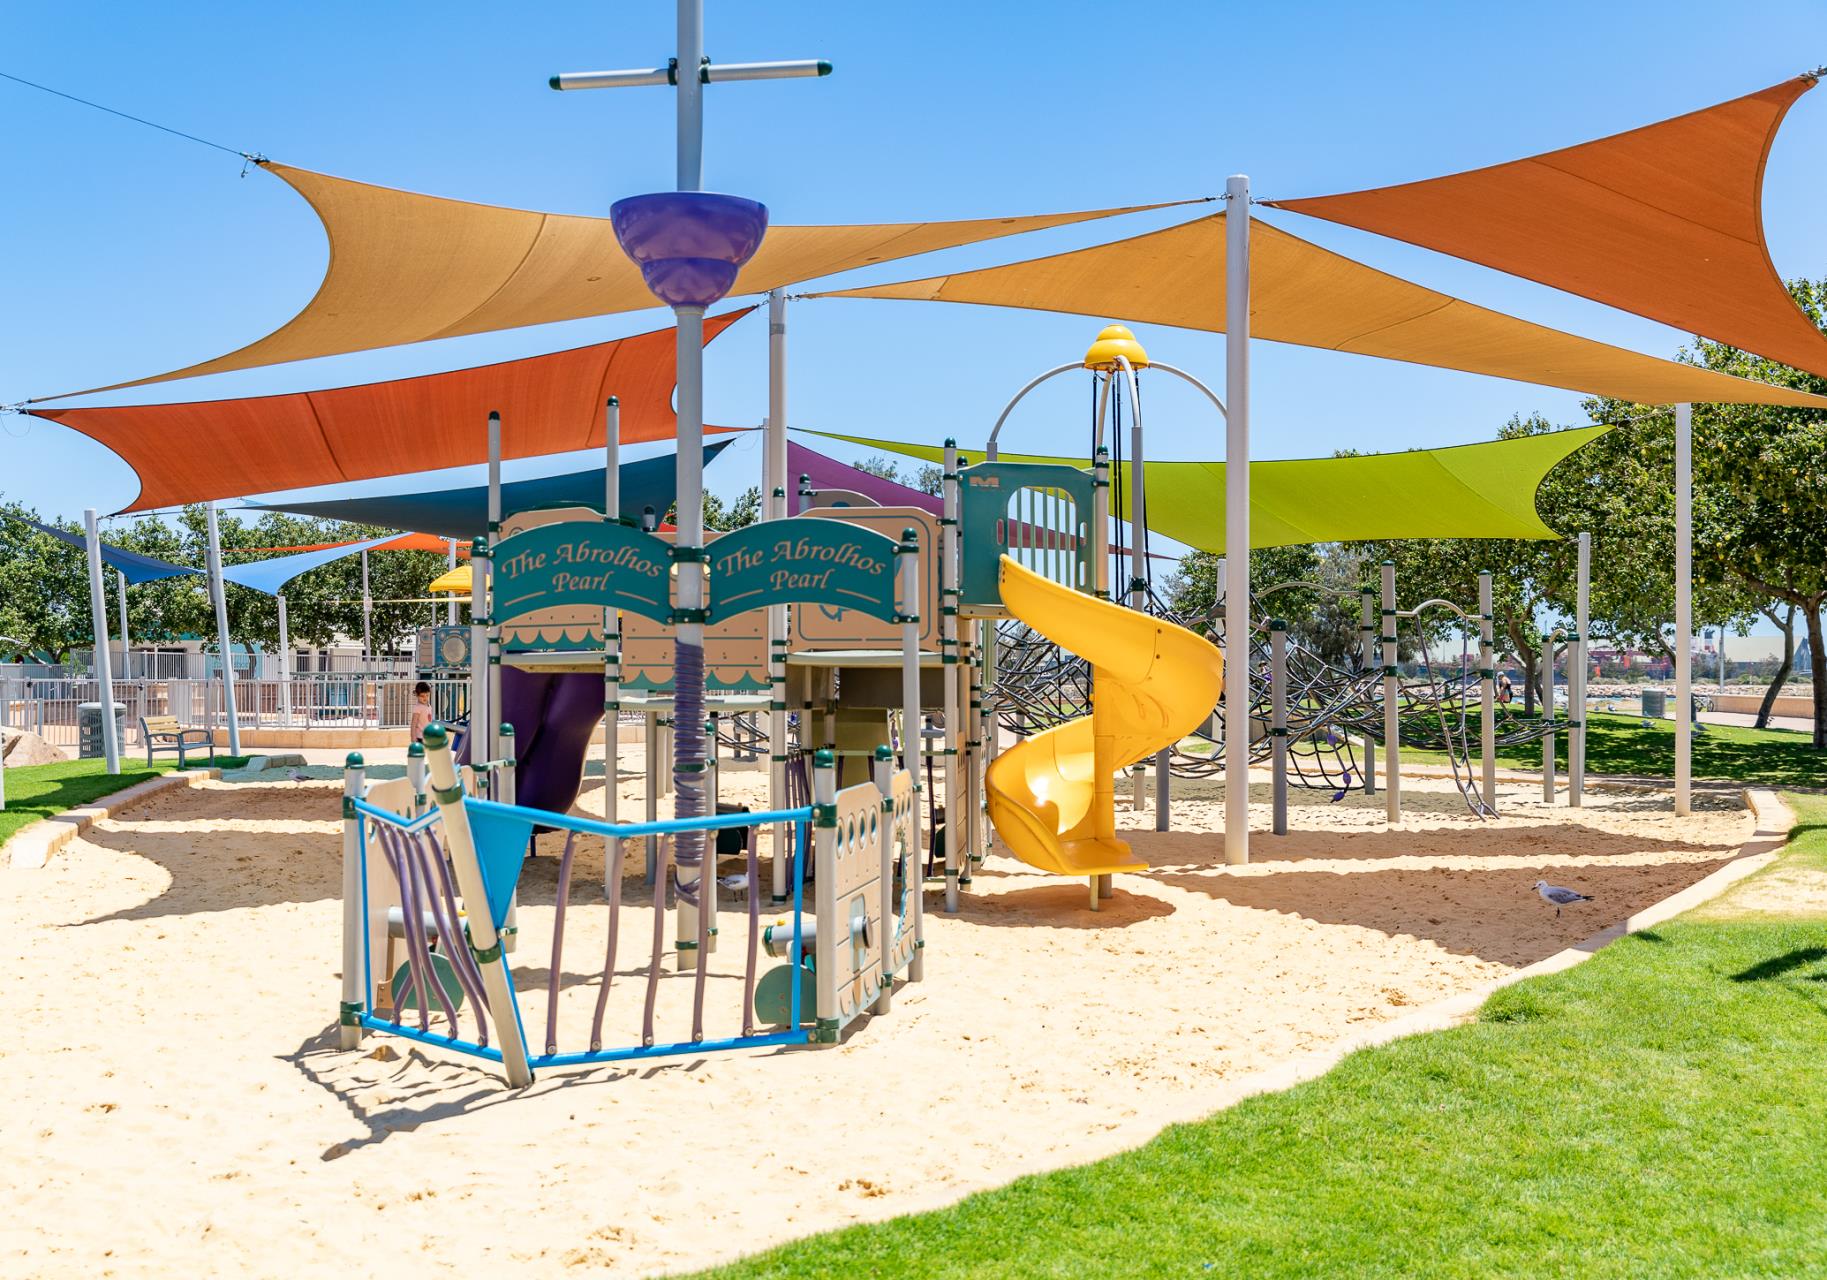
[1541,630,1556,803]
[1270,620,1287,835]
[205,500,240,757]
[676,0,704,190]
[767,288,791,903]
[487,411,503,767]
[361,549,372,660]
[1479,571,1496,810]
[83,509,121,774]
[278,592,292,727]
[446,539,458,625]
[1381,559,1398,825]
[899,528,925,980]
[604,397,622,897]
[339,753,365,1050]
[1674,403,1692,817]
[1360,584,1377,795]
[673,301,710,966]
[941,440,962,911]
[1572,533,1589,806]
[1223,174,1251,866]
[115,569,130,682]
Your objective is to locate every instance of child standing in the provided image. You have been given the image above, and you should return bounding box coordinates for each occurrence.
[410,681,435,743]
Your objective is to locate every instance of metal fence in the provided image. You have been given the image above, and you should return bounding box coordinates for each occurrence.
[2,673,468,750]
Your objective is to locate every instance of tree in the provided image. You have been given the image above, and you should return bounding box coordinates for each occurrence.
[852,455,943,497]
[0,499,93,661]
[1585,275,1827,748]
[1162,543,1372,669]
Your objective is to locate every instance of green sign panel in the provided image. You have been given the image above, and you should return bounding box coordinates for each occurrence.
[710,518,899,622]
[492,521,673,624]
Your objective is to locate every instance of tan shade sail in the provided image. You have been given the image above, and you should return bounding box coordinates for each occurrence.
[816,214,1827,408]
[35,312,745,513]
[48,163,1191,399]
[1270,77,1827,379]
[812,425,1611,553]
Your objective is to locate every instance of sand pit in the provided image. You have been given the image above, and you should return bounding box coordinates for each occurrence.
[0,762,1754,1277]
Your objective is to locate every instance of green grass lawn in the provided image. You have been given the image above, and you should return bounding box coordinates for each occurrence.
[0,754,248,845]
[695,798,1827,1279]
[1401,710,1827,790]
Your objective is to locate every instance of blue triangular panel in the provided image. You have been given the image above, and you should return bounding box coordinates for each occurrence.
[463,802,532,931]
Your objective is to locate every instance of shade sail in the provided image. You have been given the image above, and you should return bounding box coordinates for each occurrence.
[35,314,744,514]
[47,162,1192,398]
[1270,77,1827,380]
[787,440,940,515]
[221,535,396,596]
[237,532,469,555]
[815,215,1827,409]
[809,426,1610,553]
[10,516,198,584]
[249,441,730,539]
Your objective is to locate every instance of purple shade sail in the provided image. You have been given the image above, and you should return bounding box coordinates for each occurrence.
[610,192,769,308]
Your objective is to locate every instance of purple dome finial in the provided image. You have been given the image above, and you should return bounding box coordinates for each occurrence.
[610,192,769,308]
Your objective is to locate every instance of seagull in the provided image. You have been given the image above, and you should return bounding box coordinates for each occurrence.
[1640,718,1653,730]
[1533,879,1592,917]
[287,768,311,784]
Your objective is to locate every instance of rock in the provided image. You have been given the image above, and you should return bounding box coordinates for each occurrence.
[1,728,68,767]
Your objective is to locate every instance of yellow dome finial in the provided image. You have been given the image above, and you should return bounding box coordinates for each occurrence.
[1083,324,1149,372]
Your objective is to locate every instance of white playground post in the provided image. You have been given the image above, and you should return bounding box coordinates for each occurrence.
[277,592,292,727]
[1541,630,1556,803]
[361,549,372,660]
[339,752,366,1049]
[423,726,533,1087]
[446,539,459,625]
[115,569,130,682]
[1479,571,1497,811]
[1381,560,1399,824]
[898,527,926,981]
[604,397,622,896]
[1360,584,1377,795]
[486,410,504,768]
[872,744,895,1015]
[1270,620,1288,835]
[1674,403,1692,817]
[810,747,839,1042]
[82,509,121,774]
[1223,174,1251,866]
[1572,531,1590,807]
[204,501,241,757]
[940,440,962,912]
[767,288,792,904]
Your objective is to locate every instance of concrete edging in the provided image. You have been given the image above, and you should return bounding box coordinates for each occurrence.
[1208,787,1795,1109]
[4,768,225,871]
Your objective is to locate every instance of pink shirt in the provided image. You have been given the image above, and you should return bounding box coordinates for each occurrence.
[411,702,434,741]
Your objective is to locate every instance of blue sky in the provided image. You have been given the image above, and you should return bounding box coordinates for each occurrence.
[4,0,1825,592]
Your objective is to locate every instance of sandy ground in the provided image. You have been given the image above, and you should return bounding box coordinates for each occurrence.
[0,759,1754,1278]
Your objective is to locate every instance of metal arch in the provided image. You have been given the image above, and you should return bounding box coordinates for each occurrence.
[1148,361,1227,419]
[985,362,1082,460]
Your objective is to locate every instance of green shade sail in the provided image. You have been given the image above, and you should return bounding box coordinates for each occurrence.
[806,426,1610,554]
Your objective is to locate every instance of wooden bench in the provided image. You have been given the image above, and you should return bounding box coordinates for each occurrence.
[139,715,215,767]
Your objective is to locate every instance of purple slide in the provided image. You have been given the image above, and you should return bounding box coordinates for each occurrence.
[460,667,603,815]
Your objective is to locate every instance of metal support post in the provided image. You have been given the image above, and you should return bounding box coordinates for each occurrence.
[1479,571,1496,811]
[1270,620,1288,835]
[83,509,121,774]
[1572,532,1589,806]
[205,501,240,757]
[1223,174,1251,866]
[1381,560,1399,825]
[1674,404,1692,817]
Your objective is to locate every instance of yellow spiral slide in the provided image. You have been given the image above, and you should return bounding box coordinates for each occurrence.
[986,557,1225,902]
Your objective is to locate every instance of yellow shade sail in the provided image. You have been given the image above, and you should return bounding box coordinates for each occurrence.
[814,215,1827,409]
[809,425,1612,554]
[50,164,1194,398]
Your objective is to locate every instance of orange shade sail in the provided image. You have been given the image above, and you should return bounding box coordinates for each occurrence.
[817,215,1827,408]
[44,163,1191,399]
[34,311,746,513]
[1269,76,1827,379]
[236,532,468,555]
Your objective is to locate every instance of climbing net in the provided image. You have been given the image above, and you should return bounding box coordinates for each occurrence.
[990,584,1558,816]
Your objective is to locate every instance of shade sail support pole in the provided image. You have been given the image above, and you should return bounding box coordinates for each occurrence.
[604,396,622,898]
[1223,176,1251,866]
[115,569,130,682]
[767,288,791,904]
[1572,531,1589,806]
[1675,403,1692,817]
[83,510,121,774]
[277,592,292,727]
[487,410,503,766]
[446,539,458,626]
[205,500,240,757]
